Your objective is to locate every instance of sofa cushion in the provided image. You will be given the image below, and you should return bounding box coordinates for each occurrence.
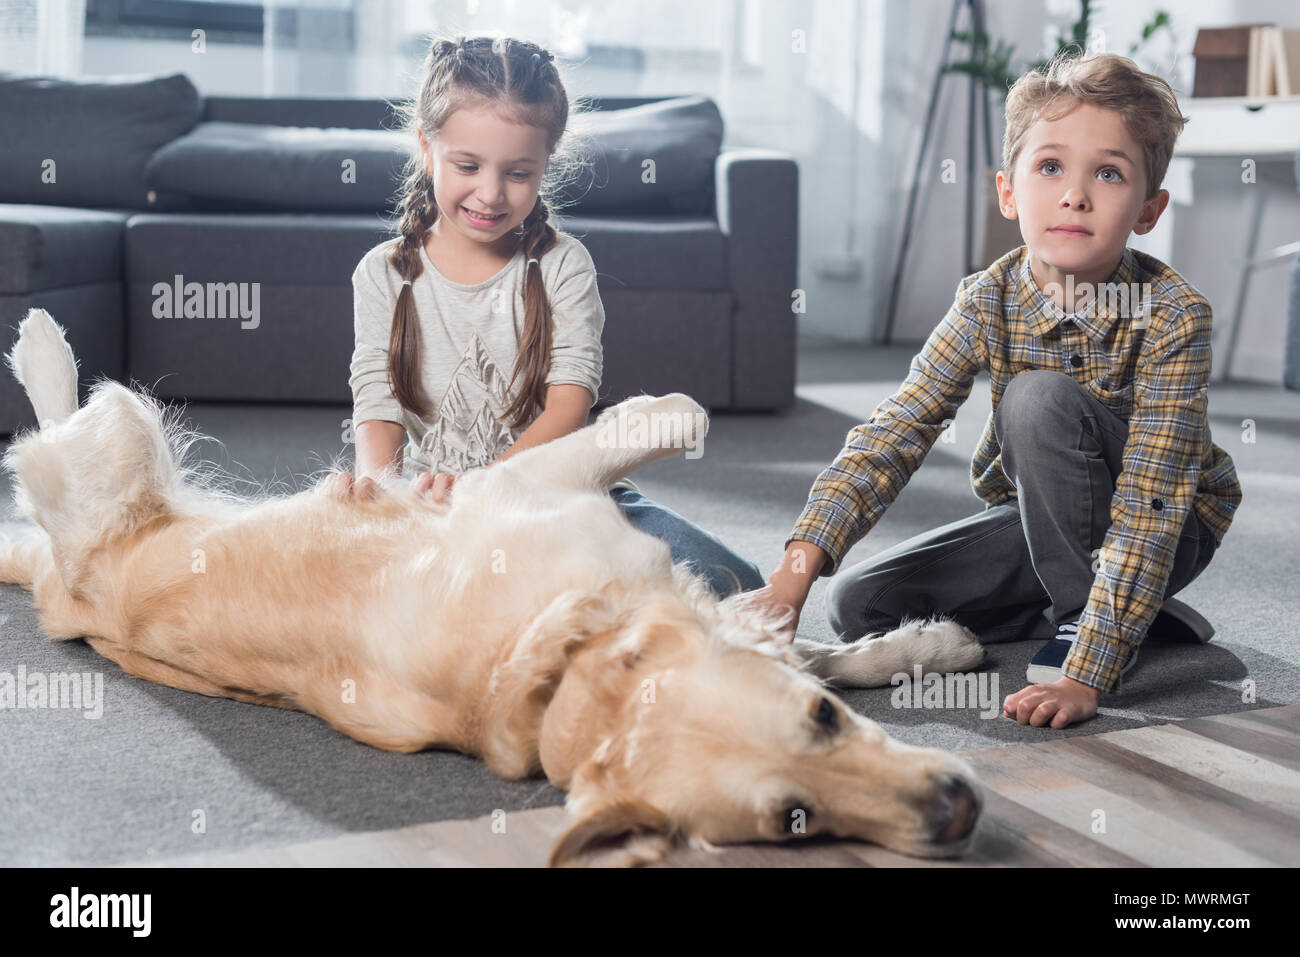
[124,212,394,287]
[0,204,129,294]
[0,72,200,211]
[145,122,411,213]
[555,214,728,291]
[559,96,723,216]
[122,212,396,404]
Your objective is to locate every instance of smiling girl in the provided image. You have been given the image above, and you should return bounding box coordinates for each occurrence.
[336,34,763,599]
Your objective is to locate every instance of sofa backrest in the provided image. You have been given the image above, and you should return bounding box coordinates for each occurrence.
[201,95,403,130]
[1,70,722,218]
[175,91,723,217]
[199,94,680,129]
[0,71,201,211]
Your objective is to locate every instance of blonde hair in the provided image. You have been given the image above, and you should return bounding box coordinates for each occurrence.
[1002,52,1188,199]
[384,35,589,428]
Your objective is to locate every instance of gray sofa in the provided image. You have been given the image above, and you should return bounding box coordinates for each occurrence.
[0,72,798,437]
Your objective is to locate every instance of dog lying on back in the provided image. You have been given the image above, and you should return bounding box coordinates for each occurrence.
[1,308,986,866]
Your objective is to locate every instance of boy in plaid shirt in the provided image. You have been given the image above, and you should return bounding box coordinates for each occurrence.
[747,53,1240,729]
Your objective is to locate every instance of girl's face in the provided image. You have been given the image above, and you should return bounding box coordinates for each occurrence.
[418,108,550,256]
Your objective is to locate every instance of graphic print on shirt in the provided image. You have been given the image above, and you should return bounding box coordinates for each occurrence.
[421,332,516,473]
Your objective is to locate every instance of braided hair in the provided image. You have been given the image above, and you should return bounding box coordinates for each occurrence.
[385,35,580,428]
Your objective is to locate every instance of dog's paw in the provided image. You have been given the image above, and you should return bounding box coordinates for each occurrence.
[816,618,984,688]
[593,394,707,455]
[889,618,985,673]
[594,393,655,428]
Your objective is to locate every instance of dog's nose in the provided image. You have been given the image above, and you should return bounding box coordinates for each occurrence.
[926,773,981,845]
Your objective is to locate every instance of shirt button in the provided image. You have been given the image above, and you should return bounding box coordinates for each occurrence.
[1070,354,1083,368]
[1151,498,1164,511]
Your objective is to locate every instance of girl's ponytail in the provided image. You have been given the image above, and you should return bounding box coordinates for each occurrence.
[386,169,438,420]
[504,196,559,428]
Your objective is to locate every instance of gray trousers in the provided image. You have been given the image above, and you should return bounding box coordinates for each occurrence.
[825,370,1219,644]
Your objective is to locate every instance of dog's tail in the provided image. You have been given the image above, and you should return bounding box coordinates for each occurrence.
[3,308,80,428]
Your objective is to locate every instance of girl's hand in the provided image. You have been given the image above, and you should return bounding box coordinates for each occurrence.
[321,471,380,502]
[414,471,459,503]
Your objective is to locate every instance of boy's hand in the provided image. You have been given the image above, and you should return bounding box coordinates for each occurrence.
[414,471,458,503]
[733,541,829,636]
[1003,676,1101,728]
[734,582,806,636]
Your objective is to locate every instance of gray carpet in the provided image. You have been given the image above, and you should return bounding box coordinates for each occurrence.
[3,334,1297,866]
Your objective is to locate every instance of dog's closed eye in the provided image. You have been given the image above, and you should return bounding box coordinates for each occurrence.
[813,696,839,733]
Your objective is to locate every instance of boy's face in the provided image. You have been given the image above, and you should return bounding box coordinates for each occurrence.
[418,108,549,255]
[996,101,1169,280]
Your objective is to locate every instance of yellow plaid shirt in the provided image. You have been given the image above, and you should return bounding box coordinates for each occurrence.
[789,245,1241,693]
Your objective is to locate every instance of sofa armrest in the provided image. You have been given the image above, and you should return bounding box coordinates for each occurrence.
[715,148,798,410]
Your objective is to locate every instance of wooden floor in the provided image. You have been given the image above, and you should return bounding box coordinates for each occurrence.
[143,704,1300,868]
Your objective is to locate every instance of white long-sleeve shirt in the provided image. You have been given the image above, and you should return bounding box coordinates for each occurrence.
[349,231,632,489]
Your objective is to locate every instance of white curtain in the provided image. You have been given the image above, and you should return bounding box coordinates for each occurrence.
[0,0,86,77]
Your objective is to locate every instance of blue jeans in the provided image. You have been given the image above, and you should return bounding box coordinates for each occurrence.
[610,488,765,598]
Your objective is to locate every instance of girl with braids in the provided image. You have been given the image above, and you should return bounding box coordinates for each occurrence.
[338,34,763,598]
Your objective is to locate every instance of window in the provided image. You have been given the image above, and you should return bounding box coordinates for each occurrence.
[86,0,264,38]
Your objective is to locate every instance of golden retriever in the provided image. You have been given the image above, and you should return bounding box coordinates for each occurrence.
[1,308,986,866]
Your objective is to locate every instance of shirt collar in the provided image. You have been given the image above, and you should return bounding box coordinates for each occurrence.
[1017,247,1140,343]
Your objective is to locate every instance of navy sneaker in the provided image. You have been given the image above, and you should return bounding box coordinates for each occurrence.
[1145,596,1215,644]
[1026,621,1139,686]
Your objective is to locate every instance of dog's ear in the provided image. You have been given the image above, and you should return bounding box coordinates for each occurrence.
[548,756,677,867]
[548,794,676,868]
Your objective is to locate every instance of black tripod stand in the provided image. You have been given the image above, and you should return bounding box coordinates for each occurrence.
[882,0,997,342]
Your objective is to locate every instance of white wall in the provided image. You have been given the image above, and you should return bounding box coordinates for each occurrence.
[1100,0,1300,382]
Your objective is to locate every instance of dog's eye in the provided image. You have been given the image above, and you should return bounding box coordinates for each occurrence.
[782,804,813,835]
[814,696,838,732]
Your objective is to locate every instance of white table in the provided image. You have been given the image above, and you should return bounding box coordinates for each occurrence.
[1174,96,1300,380]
